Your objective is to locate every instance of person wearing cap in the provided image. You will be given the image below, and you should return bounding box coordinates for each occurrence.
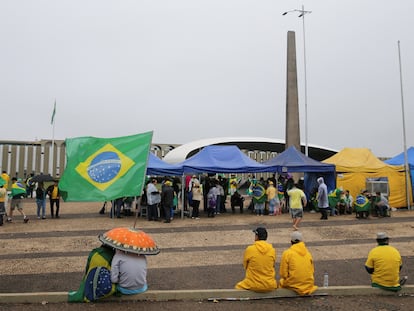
[161,180,174,223]
[235,227,277,292]
[365,232,403,291]
[287,182,307,230]
[279,231,317,295]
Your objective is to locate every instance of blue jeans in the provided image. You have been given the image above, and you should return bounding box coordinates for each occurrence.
[36,199,46,218]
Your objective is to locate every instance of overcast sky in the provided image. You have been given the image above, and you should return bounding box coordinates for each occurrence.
[1,0,413,158]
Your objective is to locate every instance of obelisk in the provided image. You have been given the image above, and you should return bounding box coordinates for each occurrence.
[285,31,301,152]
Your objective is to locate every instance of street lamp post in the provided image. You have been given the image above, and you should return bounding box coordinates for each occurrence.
[283,5,312,156]
[397,41,411,210]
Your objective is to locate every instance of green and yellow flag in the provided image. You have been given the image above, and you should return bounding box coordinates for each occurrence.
[11,181,26,197]
[59,132,153,202]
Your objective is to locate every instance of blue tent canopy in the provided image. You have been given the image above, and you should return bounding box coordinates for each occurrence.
[263,146,336,198]
[384,147,414,169]
[385,146,414,195]
[147,153,183,176]
[178,145,272,174]
[263,146,336,173]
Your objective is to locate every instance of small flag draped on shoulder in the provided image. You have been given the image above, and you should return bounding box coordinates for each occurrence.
[59,132,153,202]
[11,182,26,197]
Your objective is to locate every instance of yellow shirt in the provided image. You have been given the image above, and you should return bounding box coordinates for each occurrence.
[0,187,6,203]
[1,173,10,190]
[51,186,59,199]
[287,187,306,209]
[266,185,277,200]
[365,245,402,288]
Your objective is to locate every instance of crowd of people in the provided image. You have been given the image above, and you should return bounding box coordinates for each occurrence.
[1,169,392,225]
[0,171,62,225]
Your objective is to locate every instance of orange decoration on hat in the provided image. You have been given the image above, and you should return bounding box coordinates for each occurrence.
[99,227,160,255]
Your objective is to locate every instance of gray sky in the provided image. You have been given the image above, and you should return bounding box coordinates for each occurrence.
[1,0,413,158]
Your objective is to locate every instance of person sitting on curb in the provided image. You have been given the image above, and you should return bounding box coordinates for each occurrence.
[279,231,318,295]
[365,232,405,291]
[111,249,148,295]
[68,244,116,302]
[235,227,277,292]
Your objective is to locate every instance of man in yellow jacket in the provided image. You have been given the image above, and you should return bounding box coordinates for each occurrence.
[235,227,277,292]
[279,231,318,295]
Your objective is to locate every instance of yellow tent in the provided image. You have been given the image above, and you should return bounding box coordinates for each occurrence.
[323,148,411,208]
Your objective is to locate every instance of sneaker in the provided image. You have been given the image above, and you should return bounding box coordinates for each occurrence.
[6,218,12,223]
[42,217,46,219]
[37,216,41,219]
[24,217,29,223]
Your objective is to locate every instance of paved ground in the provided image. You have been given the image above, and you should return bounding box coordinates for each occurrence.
[0,199,413,310]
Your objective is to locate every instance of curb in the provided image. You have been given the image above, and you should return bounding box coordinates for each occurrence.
[1,286,413,304]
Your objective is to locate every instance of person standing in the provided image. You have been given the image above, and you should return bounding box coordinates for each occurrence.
[36,182,47,219]
[235,227,277,292]
[344,190,353,214]
[0,184,6,225]
[47,180,61,218]
[365,232,404,291]
[287,183,307,230]
[279,231,318,295]
[1,171,10,190]
[146,179,160,221]
[249,179,266,216]
[161,180,174,223]
[1,170,10,212]
[7,177,29,223]
[317,177,329,220]
[206,182,218,217]
[266,181,280,215]
[191,181,203,219]
[25,173,35,198]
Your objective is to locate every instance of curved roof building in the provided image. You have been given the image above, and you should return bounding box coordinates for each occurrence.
[163,137,337,164]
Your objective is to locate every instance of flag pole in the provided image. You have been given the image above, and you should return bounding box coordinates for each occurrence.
[50,100,56,176]
[397,41,411,210]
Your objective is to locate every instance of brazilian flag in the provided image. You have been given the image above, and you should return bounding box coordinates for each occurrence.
[59,132,153,202]
[11,181,26,197]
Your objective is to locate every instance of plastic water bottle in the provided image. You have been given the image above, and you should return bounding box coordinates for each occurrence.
[323,272,329,288]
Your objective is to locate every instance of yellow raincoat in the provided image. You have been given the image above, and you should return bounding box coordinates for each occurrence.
[279,242,318,295]
[235,240,277,292]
